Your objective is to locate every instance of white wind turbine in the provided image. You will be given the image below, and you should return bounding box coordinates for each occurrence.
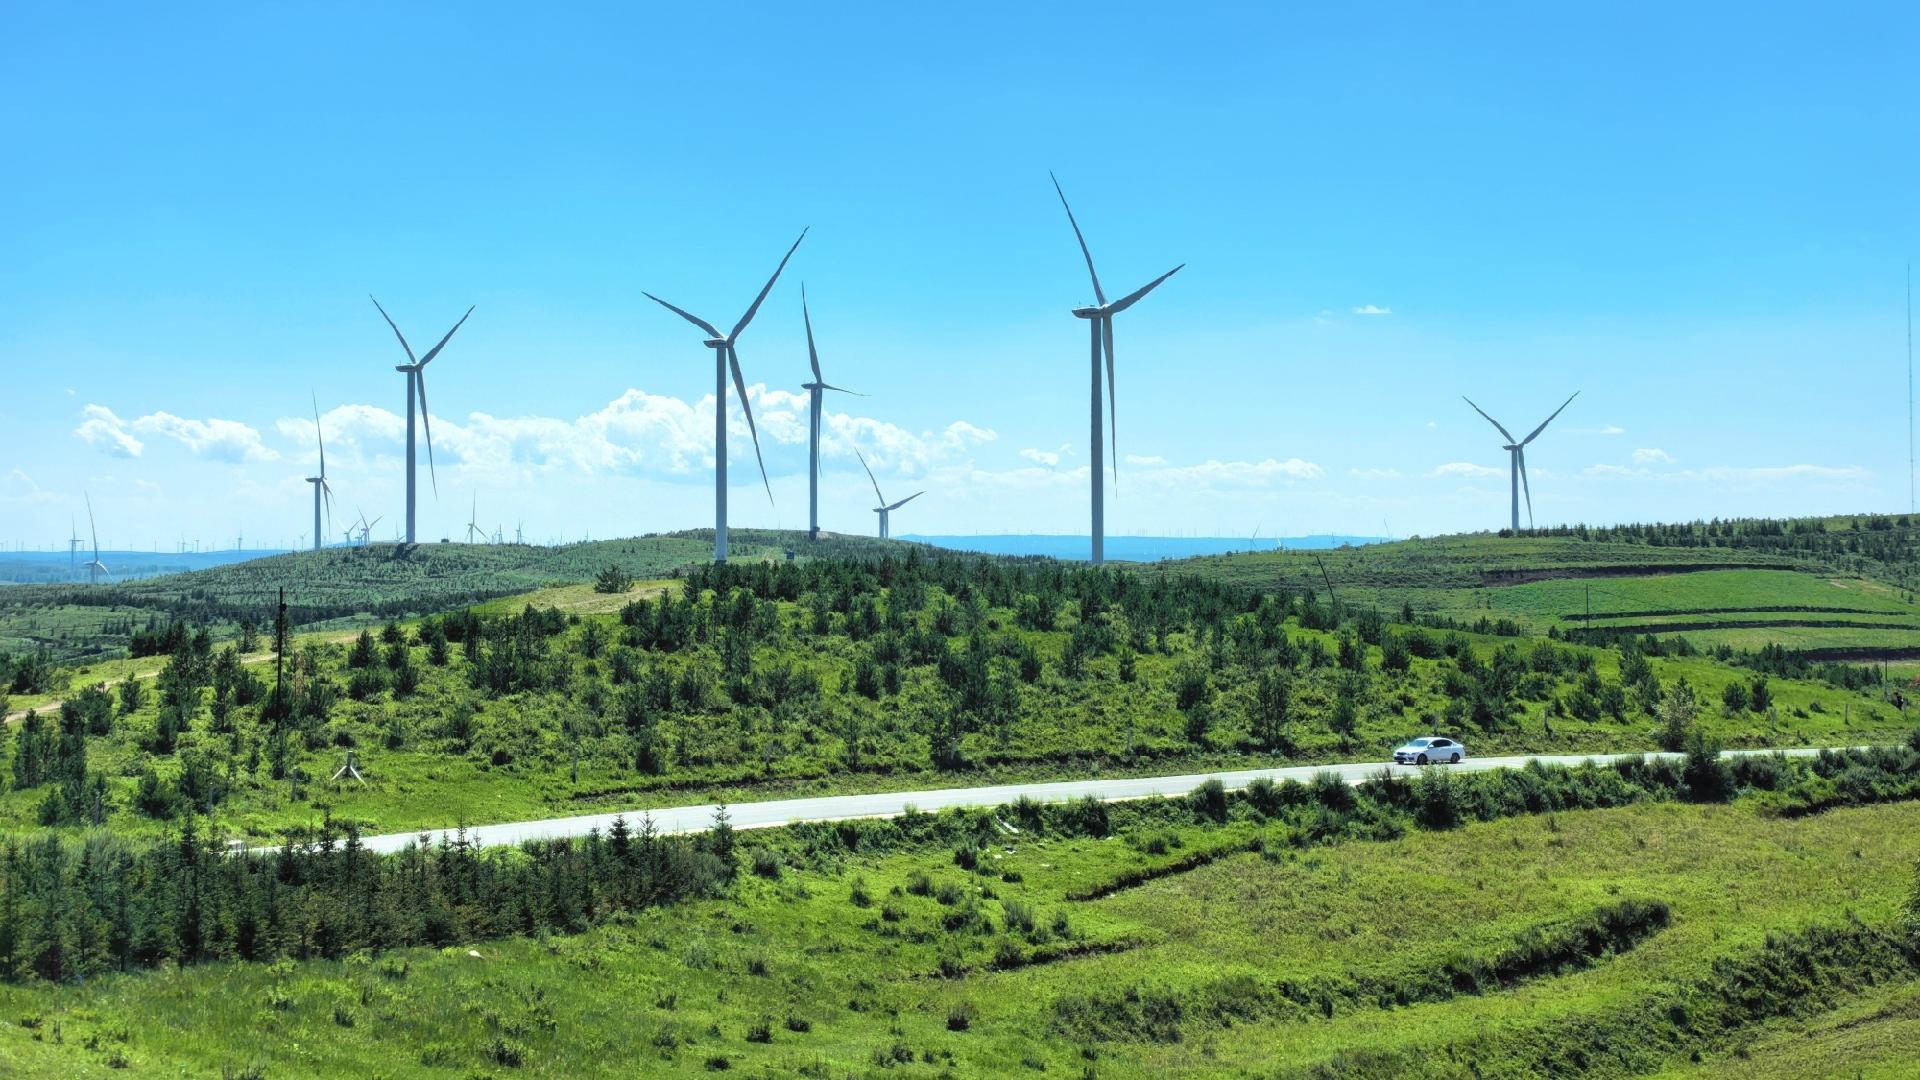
[465,494,486,543]
[304,393,333,551]
[1050,173,1184,565]
[644,230,806,562]
[800,284,862,541]
[856,449,922,540]
[82,494,109,584]
[1462,392,1580,532]
[370,296,473,545]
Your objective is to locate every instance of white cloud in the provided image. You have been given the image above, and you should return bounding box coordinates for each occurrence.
[1351,304,1392,316]
[131,412,279,463]
[1020,447,1062,467]
[73,406,145,458]
[1432,461,1502,478]
[272,388,997,483]
[1425,420,1438,430]
[1124,454,1167,467]
[1145,457,1325,487]
[1597,425,1625,436]
[1631,448,1674,465]
[1349,467,1404,480]
[1584,463,1642,477]
[76,405,278,463]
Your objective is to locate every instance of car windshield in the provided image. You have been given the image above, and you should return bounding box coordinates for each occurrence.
[1406,738,1432,747]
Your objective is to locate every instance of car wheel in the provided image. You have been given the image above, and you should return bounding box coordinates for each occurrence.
[1449,753,1461,764]
[1416,754,1429,766]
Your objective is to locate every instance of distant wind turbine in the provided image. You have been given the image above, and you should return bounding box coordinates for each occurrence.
[305,393,333,551]
[67,518,80,582]
[370,296,473,545]
[644,229,806,562]
[800,284,862,541]
[465,494,485,544]
[82,494,109,584]
[1462,392,1580,532]
[1050,173,1184,565]
[855,449,922,540]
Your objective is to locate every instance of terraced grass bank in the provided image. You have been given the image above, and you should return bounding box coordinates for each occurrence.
[1,751,1918,1076]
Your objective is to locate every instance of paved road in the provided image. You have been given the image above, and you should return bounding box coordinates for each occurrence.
[341,747,1848,856]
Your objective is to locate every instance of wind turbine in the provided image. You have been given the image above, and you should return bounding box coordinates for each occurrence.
[82,494,109,584]
[359,513,383,546]
[1462,392,1580,532]
[1050,173,1184,565]
[304,393,333,551]
[370,296,473,545]
[799,284,863,541]
[855,449,922,540]
[644,229,806,562]
[465,494,485,543]
[67,518,80,582]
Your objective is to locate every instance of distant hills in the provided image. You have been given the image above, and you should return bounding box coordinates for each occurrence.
[0,549,289,585]
[901,534,1391,561]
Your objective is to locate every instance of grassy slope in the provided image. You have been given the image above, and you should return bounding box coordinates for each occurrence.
[0,530,916,662]
[4,579,1908,843]
[1652,980,1920,1080]
[1151,528,1920,660]
[0,795,1912,1077]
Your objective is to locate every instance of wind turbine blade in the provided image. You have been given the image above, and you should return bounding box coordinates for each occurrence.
[729,229,808,343]
[885,491,924,511]
[311,391,326,479]
[803,283,823,384]
[855,448,885,505]
[1102,315,1118,489]
[416,370,438,496]
[1107,264,1184,314]
[369,295,418,363]
[1049,172,1105,305]
[727,345,774,503]
[1520,390,1581,446]
[418,305,475,367]
[1519,446,1534,528]
[86,493,98,556]
[820,383,864,396]
[1461,396,1516,443]
[642,293,721,338]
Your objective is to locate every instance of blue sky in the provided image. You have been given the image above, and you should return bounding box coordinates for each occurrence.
[2,2,1915,550]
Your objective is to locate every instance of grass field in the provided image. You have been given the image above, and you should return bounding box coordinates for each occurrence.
[0,785,1912,1077]
[2,555,1910,844]
[1653,980,1920,1080]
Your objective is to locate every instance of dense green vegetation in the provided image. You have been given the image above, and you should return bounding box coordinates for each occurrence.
[0,530,910,663]
[1,551,1909,843]
[1152,516,1920,669]
[0,750,1917,1076]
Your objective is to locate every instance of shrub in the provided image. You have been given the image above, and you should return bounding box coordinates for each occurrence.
[745,1017,773,1043]
[947,1001,976,1031]
[849,876,872,908]
[1189,777,1229,822]
[750,848,783,879]
[1002,899,1037,935]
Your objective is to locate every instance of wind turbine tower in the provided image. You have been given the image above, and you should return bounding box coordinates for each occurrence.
[304,393,333,551]
[67,518,80,582]
[644,230,805,561]
[1049,174,1184,565]
[799,285,862,541]
[370,297,473,545]
[856,450,923,540]
[82,494,109,584]
[1463,392,1580,532]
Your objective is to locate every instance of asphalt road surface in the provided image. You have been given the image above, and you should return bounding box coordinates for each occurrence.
[340,747,1846,856]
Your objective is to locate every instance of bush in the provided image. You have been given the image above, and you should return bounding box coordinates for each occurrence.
[594,565,635,594]
[1002,899,1037,935]
[750,847,783,879]
[1189,777,1229,822]
[947,1001,976,1031]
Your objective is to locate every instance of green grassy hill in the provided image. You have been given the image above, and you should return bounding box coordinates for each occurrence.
[0,530,917,663]
[1148,516,1920,664]
[2,757,1917,1077]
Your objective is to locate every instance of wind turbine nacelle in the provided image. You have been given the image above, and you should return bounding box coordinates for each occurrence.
[703,337,729,349]
[1071,305,1103,319]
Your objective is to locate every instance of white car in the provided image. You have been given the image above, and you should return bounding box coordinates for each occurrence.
[1392,736,1465,766]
